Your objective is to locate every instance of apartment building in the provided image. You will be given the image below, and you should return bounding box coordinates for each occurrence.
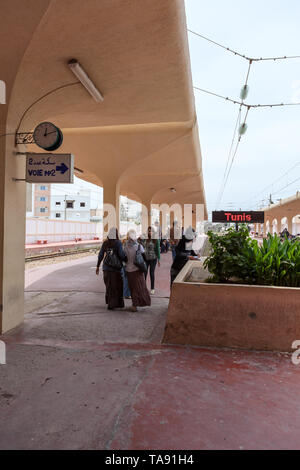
[50,194,90,221]
[34,184,51,217]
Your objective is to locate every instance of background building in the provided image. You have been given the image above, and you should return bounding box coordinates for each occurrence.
[34,184,51,218]
[50,193,90,221]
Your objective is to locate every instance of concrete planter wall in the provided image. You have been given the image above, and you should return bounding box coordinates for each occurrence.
[163,261,300,352]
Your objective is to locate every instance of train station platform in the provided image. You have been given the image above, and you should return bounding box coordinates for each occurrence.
[1,253,300,450]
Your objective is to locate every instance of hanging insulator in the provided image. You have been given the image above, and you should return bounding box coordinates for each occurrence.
[240,85,249,101]
[239,123,248,135]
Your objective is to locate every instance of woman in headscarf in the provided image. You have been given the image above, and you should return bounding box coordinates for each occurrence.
[142,226,161,295]
[96,227,127,310]
[121,234,131,299]
[170,227,198,285]
[124,229,151,312]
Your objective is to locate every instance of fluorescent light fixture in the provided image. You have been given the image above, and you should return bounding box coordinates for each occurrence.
[68,59,104,103]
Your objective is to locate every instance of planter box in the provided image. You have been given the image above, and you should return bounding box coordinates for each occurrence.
[163,261,300,352]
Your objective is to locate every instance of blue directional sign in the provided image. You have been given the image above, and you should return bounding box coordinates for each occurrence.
[26,153,74,183]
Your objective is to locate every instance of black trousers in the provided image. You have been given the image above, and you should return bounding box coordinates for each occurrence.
[145,259,157,290]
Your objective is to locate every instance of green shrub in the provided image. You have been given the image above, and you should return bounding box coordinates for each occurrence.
[204,227,300,287]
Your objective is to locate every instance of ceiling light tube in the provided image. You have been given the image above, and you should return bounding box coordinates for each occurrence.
[68,59,104,103]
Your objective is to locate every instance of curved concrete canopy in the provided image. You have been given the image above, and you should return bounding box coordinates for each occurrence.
[6,0,206,215]
[12,0,194,130]
[0,0,207,334]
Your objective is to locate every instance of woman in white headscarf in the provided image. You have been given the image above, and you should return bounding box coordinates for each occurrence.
[124,230,151,312]
[170,227,198,285]
[96,227,127,310]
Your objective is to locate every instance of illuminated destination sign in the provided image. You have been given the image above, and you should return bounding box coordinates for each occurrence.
[212,211,265,224]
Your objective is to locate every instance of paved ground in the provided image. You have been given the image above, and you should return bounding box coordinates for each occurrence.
[1,252,300,449]
[25,252,171,297]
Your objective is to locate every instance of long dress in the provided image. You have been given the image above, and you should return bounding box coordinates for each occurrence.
[124,241,151,308]
[97,239,127,309]
[103,270,124,309]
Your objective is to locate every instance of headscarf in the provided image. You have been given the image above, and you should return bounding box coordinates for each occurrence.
[107,227,119,248]
[184,226,196,241]
[127,229,138,248]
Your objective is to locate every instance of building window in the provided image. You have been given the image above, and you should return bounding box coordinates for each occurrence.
[40,197,47,201]
[40,186,48,190]
[55,201,61,206]
[80,202,86,207]
[40,208,46,213]
[56,213,61,218]
[66,201,74,209]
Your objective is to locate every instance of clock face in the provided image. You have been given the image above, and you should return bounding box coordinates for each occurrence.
[33,122,61,150]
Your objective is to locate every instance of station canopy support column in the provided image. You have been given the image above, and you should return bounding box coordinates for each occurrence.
[102,182,120,235]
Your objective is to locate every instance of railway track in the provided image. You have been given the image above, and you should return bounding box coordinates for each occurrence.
[25,247,100,263]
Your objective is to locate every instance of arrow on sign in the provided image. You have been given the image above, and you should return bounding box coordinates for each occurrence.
[56,163,68,174]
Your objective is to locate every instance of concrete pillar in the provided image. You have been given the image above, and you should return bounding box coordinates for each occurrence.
[145,201,152,228]
[170,210,175,229]
[0,0,54,334]
[141,200,152,236]
[102,182,120,235]
[192,207,197,231]
[182,204,196,230]
[0,134,27,334]
[287,216,294,235]
[0,107,6,335]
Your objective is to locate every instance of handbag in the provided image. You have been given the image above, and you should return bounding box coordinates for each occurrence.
[134,244,147,273]
[104,247,123,270]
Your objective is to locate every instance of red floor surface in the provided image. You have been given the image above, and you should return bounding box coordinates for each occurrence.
[1,253,300,449]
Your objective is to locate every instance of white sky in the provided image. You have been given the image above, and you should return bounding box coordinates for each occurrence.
[53,1,300,218]
[186,0,300,218]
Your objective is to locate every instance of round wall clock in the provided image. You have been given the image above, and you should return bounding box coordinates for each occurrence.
[33,122,63,151]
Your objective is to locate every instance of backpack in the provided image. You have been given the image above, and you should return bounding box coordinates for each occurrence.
[104,244,123,270]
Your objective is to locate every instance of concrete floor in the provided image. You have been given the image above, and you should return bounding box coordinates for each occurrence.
[1,252,300,449]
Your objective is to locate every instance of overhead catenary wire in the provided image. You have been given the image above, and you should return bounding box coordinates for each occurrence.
[188,29,300,62]
[265,177,300,199]
[242,162,300,208]
[214,60,253,208]
[190,27,300,210]
[193,81,300,208]
[215,106,242,207]
[217,107,251,207]
[193,86,300,109]
[193,62,300,208]
[251,178,300,210]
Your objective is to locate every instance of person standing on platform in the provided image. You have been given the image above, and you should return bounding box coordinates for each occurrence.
[124,230,151,312]
[170,227,198,285]
[121,236,131,299]
[170,221,180,261]
[96,227,127,310]
[143,226,161,295]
